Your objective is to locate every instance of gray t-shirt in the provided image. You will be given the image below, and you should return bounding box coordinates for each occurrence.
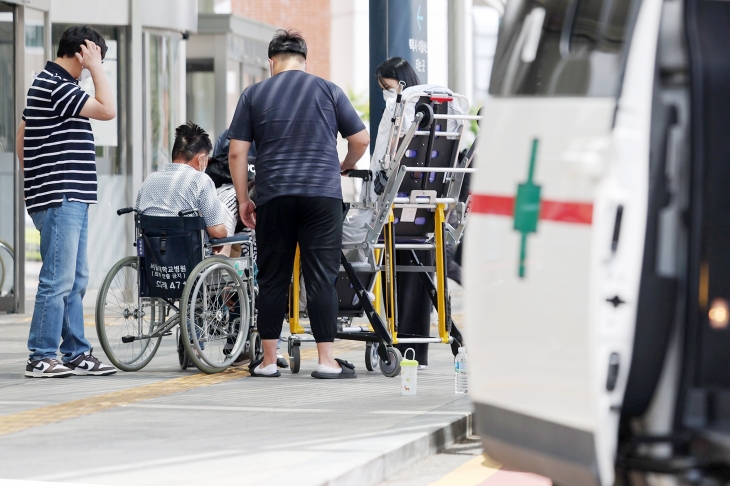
[136,164,225,249]
[228,70,365,207]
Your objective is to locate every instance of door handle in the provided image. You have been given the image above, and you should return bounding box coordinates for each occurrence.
[611,205,623,253]
[606,353,620,391]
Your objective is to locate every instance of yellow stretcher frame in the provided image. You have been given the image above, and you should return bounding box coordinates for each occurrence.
[288,245,305,335]
[286,205,453,347]
[434,203,449,343]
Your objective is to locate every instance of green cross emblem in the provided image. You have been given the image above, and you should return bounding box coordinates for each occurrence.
[513,139,542,278]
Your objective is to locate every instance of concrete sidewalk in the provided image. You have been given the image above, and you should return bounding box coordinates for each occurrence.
[0,292,470,485]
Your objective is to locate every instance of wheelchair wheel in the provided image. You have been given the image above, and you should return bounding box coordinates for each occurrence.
[0,239,14,298]
[177,328,191,370]
[380,346,402,378]
[96,256,162,371]
[289,343,300,374]
[181,257,252,374]
[365,342,380,371]
[249,330,263,362]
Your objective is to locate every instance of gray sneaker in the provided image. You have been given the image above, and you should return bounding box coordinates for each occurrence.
[66,349,117,376]
[25,358,73,378]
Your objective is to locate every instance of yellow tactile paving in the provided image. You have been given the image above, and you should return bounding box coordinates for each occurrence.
[0,339,364,438]
[0,368,250,438]
[429,454,501,486]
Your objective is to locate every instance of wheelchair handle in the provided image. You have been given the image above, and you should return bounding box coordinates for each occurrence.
[178,209,199,217]
[207,234,250,246]
[117,207,135,216]
[341,169,372,181]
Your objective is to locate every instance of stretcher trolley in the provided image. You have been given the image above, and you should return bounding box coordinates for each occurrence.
[286,85,479,376]
[95,208,256,374]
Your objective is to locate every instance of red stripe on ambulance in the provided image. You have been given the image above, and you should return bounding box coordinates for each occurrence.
[471,194,593,225]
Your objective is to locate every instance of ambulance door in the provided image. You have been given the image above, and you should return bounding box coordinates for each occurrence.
[465,0,663,483]
[679,0,730,446]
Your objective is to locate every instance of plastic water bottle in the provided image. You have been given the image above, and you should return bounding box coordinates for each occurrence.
[455,347,468,394]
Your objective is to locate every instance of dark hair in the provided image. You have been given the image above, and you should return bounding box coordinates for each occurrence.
[268,29,307,61]
[171,122,212,162]
[376,57,421,89]
[57,25,108,60]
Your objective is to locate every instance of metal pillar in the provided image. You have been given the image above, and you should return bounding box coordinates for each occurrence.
[448,0,473,101]
[369,0,428,153]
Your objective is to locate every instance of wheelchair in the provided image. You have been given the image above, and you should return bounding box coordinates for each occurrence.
[287,87,478,376]
[95,207,255,374]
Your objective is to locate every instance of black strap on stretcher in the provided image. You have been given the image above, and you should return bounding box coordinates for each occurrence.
[337,253,393,347]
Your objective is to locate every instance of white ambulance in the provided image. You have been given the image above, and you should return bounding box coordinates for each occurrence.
[466,0,730,483]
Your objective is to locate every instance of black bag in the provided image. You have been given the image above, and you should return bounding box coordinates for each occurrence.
[205,152,257,189]
[205,152,233,188]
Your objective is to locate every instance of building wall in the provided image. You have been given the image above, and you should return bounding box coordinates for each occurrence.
[230,0,331,79]
[330,0,368,97]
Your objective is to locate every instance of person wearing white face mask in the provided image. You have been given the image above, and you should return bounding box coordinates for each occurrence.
[343,57,467,369]
[382,88,397,101]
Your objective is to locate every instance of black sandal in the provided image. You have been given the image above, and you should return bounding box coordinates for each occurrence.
[311,358,357,379]
[248,358,281,378]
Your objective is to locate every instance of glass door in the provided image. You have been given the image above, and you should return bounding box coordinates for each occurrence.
[0,2,15,312]
[21,6,47,311]
[143,31,182,176]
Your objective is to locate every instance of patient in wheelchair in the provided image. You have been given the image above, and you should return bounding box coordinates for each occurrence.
[136,122,228,250]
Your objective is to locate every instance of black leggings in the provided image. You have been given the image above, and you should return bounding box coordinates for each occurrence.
[256,196,342,342]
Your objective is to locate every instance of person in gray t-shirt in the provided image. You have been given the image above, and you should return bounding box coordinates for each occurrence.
[228,29,370,379]
[136,122,227,249]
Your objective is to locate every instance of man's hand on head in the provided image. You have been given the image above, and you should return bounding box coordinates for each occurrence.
[76,39,103,71]
[77,39,116,121]
[239,198,256,229]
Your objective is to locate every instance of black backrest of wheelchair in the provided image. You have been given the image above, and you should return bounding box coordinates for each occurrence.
[393,95,461,237]
[138,215,205,299]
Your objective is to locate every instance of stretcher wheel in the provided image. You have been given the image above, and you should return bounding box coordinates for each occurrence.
[380,346,402,378]
[289,344,301,374]
[416,103,434,130]
[249,330,263,362]
[365,342,380,371]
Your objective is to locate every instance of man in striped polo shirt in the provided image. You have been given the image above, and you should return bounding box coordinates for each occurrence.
[16,26,117,378]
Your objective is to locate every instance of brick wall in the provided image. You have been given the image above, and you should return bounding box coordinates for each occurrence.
[231,0,331,79]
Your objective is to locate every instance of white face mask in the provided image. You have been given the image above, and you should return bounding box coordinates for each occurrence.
[382,89,396,101]
[79,68,91,82]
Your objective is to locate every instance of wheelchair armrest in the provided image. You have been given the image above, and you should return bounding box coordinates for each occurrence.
[179,209,200,217]
[207,234,251,247]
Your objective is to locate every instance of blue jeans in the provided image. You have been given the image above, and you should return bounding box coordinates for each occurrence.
[28,196,91,362]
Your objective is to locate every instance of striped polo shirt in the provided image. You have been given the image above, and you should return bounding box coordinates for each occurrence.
[23,61,95,213]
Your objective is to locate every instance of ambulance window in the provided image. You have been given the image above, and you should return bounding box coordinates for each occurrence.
[489,0,636,97]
